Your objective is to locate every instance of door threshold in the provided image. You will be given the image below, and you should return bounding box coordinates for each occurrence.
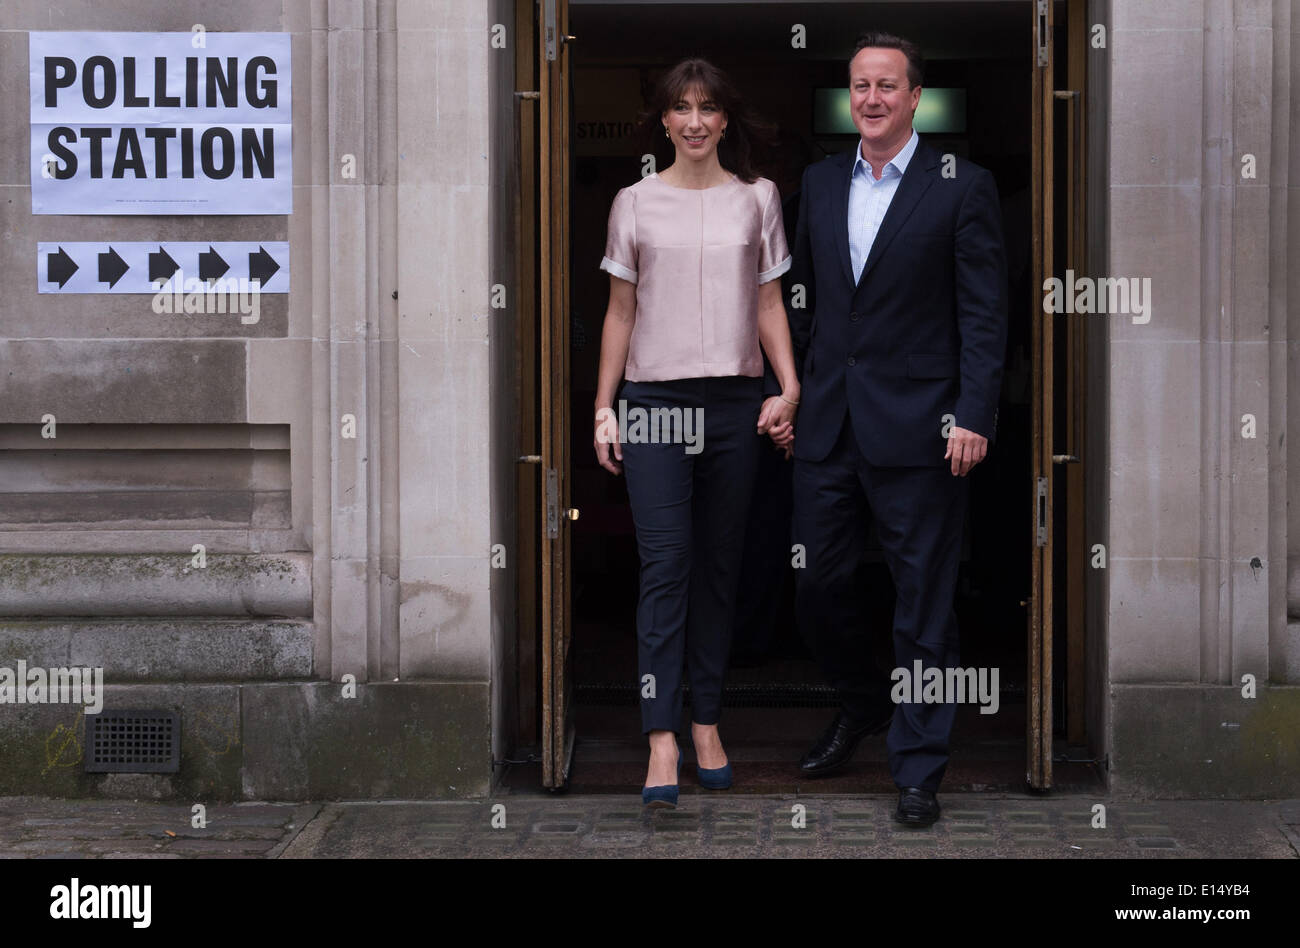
[497,744,1104,795]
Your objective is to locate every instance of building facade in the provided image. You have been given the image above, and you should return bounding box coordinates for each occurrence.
[0,0,1296,800]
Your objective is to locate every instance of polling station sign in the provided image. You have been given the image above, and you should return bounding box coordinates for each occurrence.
[29,32,291,215]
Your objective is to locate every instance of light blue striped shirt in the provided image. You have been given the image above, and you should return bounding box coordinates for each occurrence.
[848,128,920,283]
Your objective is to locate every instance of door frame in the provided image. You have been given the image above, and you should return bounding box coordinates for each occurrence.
[519,0,1093,792]
[1028,0,1090,790]
[1028,0,1055,791]
[537,0,577,789]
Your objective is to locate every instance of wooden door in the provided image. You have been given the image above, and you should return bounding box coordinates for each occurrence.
[1027,0,1056,790]
[538,0,576,789]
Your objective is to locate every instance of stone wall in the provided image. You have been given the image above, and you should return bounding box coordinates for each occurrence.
[1104,0,1299,797]
[0,0,504,800]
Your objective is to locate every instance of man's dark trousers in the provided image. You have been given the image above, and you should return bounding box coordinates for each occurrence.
[793,414,969,792]
[779,139,1007,792]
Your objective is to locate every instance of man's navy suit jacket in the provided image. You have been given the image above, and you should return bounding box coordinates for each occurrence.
[780,138,1008,467]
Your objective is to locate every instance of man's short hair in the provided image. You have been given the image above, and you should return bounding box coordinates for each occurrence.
[848,32,925,88]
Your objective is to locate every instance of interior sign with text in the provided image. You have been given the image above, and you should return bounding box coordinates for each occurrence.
[29,32,292,215]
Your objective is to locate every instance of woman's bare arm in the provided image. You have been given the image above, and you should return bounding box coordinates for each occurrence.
[594,275,637,474]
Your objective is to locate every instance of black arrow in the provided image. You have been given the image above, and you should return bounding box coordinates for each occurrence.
[248,245,281,287]
[47,246,79,288]
[149,246,179,285]
[97,247,129,289]
[199,246,229,283]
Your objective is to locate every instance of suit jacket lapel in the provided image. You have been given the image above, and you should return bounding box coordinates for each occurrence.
[855,140,939,291]
[830,149,856,288]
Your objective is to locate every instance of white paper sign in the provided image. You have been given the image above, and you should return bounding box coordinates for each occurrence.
[30,32,292,215]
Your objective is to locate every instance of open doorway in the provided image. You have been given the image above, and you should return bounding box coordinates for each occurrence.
[508,0,1099,795]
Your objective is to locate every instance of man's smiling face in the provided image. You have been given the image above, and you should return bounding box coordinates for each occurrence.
[849,46,922,157]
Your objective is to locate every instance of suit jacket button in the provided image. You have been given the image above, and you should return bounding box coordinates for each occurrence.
[850,311,860,322]
[847,356,856,366]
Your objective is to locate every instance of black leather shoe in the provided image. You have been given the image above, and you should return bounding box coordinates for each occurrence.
[798,708,892,777]
[894,787,941,826]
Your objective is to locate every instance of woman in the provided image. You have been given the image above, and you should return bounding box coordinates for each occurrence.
[593,58,801,807]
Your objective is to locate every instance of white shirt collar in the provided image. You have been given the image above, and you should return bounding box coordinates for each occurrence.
[852,127,920,180]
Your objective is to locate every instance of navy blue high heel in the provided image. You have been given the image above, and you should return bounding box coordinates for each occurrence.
[697,760,732,790]
[642,741,682,808]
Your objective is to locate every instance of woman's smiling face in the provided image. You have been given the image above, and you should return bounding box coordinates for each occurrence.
[662,84,727,160]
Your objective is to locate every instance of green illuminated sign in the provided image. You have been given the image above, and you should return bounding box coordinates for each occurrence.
[813,88,967,135]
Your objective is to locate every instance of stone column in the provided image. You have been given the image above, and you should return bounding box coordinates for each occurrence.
[1105,0,1297,796]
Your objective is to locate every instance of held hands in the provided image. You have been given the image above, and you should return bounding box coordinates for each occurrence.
[757,395,797,461]
[599,396,986,472]
[945,425,988,476]
[594,406,622,474]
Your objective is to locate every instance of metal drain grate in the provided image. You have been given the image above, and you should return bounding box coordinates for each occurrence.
[85,710,181,773]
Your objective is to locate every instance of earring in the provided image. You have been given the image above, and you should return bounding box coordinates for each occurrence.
[721,127,727,140]
[664,126,670,139]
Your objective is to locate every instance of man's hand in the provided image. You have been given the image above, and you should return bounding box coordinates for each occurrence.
[944,426,987,477]
[766,422,794,461]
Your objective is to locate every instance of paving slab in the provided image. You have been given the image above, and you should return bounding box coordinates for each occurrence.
[0,794,1296,858]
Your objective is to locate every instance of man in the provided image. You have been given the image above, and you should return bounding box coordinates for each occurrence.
[780,32,1007,825]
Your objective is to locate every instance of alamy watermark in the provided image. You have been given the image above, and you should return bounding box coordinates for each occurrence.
[891,661,999,715]
[50,878,151,928]
[0,661,104,714]
[595,399,704,454]
[1043,269,1151,324]
[151,267,262,324]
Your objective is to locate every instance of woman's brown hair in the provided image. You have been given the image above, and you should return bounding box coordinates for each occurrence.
[635,58,777,184]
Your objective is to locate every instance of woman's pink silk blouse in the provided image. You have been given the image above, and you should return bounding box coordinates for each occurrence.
[599,173,792,382]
